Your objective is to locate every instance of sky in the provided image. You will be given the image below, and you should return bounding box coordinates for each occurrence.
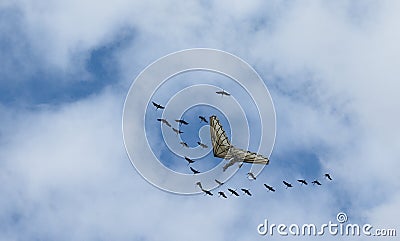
[0,0,399,240]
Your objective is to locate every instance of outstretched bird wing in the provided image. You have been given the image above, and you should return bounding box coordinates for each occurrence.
[209,115,269,165]
[209,115,231,158]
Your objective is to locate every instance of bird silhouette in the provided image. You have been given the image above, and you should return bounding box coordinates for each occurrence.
[180,142,189,148]
[312,180,322,186]
[216,90,231,96]
[157,118,171,127]
[184,156,195,165]
[241,188,252,196]
[202,189,213,196]
[175,119,189,125]
[228,188,239,196]
[218,191,227,199]
[263,184,275,192]
[195,181,203,189]
[297,179,308,185]
[199,116,208,123]
[325,173,332,181]
[172,128,183,135]
[190,167,200,174]
[197,142,208,148]
[196,182,212,196]
[215,179,224,186]
[283,181,293,189]
[247,172,257,180]
[152,101,165,110]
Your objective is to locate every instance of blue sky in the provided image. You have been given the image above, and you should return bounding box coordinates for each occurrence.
[1,0,399,240]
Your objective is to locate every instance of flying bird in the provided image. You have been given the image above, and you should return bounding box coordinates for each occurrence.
[312,180,322,186]
[216,90,231,96]
[180,142,189,148]
[157,118,171,127]
[202,189,213,196]
[196,181,203,190]
[297,179,308,185]
[199,116,208,123]
[263,184,275,192]
[197,142,208,148]
[175,119,189,125]
[283,181,293,189]
[228,188,239,196]
[215,179,224,186]
[152,101,165,110]
[247,172,257,180]
[241,188,252,196]
[172,128,183,135]
[325,173,333,181]
[218,191,227,199]
[184,156,195,165]
[190,167,200,174]
[196,182,213,196]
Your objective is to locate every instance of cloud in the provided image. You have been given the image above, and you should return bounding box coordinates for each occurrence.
[0,88,268,240]
[248,0,400,235]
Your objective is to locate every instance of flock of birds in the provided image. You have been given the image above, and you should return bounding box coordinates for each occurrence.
[153,100,210,151]
[151,90,230,173]
[151,89,333,198]
[193,173,333,198]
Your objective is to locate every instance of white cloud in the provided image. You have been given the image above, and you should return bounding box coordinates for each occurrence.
[248,0,400,234]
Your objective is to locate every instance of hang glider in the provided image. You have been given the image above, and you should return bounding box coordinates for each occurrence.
[209,115,270,171]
